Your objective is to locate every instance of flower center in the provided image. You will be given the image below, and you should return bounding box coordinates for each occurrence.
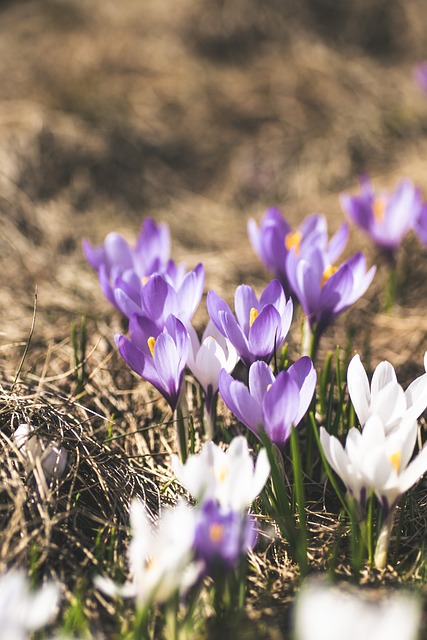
[217,464,228,484]
[389,451,401,473]
[321,264,338,287]
[141,275,150,286]
[249,307,259,328]
[285,230,302,254]
[209,523,224,543]
[147,336,156,357]
[373,197,387,223]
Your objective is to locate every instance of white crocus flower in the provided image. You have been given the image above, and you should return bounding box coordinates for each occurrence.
[172,435,270,512]
[321,415,427,568]
[14,424,68,480]
[186,320,239,438]
[347,352,427,434]
[0,570,59,640]
[294,578,421,640]
[321,416,427,512]
[95,499,199,607]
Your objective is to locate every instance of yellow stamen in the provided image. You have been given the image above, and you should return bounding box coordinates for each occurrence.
[389,451,401,473]
[209,523,224,543]
[321,264,338,288]
[147,336,156,357]
[266,383,272,392]
[217,465,228,484]
[285,230,302,255]
[373,197,387,223]
[141,275,150,286]
[249,307,259,328]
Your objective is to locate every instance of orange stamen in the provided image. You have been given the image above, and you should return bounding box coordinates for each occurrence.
[321,264,338,288]
[373,197,387,223]
[147,336,156,357]
[209,523,224,543]
[249,307,259,328]
[285,230,302,255]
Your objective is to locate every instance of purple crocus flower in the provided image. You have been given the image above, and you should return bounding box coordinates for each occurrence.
[207,280,293,368]
[286,247,376,340]
[115,265,205,325]
[194,500,257,572]
[340,176,422,258]
[414,202,427,246]
[248,208,348,296]
[219,358,316,447]
[115,314,189,411]
[83,218,172,308]
[415,62,427,93]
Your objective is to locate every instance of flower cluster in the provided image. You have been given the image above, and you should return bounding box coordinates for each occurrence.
[96,437,270,607]
[248,208,375,352]
[320,353,427,567]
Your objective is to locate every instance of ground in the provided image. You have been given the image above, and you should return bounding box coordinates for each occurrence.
[0,0,427,637]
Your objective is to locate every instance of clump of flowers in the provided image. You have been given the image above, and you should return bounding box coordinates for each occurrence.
[248,209,348,298]
[96,437,270,634]
[320,351,427,568]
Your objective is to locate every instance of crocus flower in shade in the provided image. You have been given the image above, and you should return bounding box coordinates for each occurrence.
[414,201,427,246]
[172,435,270,512]
[14,424,68,480]
[415,61,427,93]
[186,319,239,437]
[347,352,427,435]
[219,358,316,447]
[286,247,376,344]
[248,208,349,296]
[207,280,293,368]
[294,578,421,640]
[194,500,257,572]
[340,176,422,257]
[116,314,189,411]
[115,264,205,324]
[83,218,171,308]
[95,499,199,606]
[0,570,59,640]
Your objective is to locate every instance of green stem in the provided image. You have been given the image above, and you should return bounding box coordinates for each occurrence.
[290,427,308,574]
[174,403,188,463]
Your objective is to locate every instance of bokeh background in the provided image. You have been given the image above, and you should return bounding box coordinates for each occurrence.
[1,0,427,376]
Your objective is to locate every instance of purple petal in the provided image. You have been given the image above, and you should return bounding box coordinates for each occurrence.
[248,305,281,363]
[248,360,275,405]
[234,285,259,337]
[177,263,205,319]
[262,374,300,446]
[129,314,160,354]
[220,310,251,366]
[140,274,178,323]
[259,279,285,311]
[219,370,263,434]
[207,290,233,336]
[116,334,146,379]
[327,222,349,263]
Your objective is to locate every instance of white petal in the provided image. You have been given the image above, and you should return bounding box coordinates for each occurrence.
[347,354,371,426]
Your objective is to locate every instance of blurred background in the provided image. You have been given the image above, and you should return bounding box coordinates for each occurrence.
[1,0,427,371]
